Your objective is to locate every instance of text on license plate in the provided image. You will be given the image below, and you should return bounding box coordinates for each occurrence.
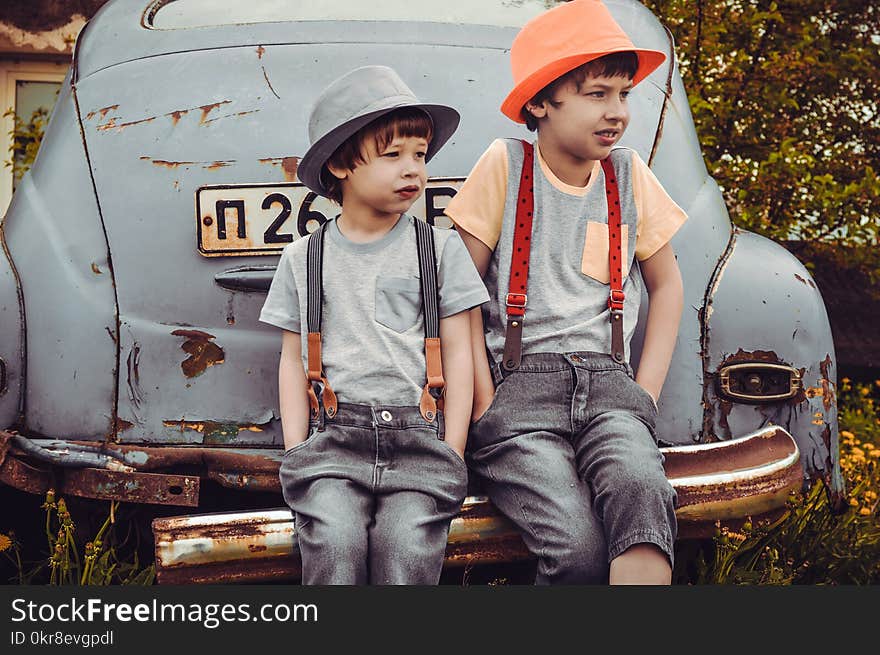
[196,180,463,257]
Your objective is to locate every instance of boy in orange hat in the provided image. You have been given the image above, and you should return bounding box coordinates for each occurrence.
[445,0,687,584]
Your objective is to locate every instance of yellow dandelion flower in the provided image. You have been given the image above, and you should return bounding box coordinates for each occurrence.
[0,533,11,552]
[875,379,880,387]
[860,387,871,397]
[870,450,880,459]
[852,447,865,457]
[863,443,875,450]
[842,377,851,384]
[841,430,855,440]
[849,497,859,507]
[859,507,872,516]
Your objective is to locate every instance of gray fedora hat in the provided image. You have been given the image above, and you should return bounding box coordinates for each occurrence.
[297,65,460,197]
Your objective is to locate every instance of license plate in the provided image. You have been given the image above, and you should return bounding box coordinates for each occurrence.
[196,180,463,257]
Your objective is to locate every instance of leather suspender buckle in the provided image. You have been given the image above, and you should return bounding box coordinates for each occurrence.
[506,293,527,310]
[608,289,625,311]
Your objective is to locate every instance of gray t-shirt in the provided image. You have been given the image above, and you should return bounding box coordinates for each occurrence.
[480,141,643,362]
[259,214,489,406]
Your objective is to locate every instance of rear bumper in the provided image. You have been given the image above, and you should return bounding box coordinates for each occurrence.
[147,426,802,584]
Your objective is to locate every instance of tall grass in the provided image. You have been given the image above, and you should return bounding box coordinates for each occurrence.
[1,493,154,585]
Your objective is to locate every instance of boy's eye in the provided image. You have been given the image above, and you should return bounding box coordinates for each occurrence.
[621,91,631,99]
[382,151,399,158]
[416,151,426,159]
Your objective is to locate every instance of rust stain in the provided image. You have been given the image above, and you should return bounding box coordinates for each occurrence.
[86,104,119,120]
[256,45,265,59]
[91,262,102,274]
[248,544,267,553]
[257,156,299,181]
[199,101,232,124]
[63,468,200,507]
[140,157,236,169]
[97,116,156,132]
[281,157,299,182]
[168,109,189,125]
[162,420,263,434]
[722,349,783,365]
[171,329,225,377]
[202,109,260,125]
[794,273,808,285]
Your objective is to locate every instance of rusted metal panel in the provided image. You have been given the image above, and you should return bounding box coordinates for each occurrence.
[60,468,199,507]
[703,230,842,502]
[0,454,52,495]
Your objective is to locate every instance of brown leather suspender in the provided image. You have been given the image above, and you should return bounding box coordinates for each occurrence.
[305,218,444,424]
[501,140,626,370]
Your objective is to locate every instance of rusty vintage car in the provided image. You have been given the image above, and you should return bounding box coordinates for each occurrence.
[0,0,843,583]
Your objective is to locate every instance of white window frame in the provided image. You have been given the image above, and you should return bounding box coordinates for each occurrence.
[0,60,68,216]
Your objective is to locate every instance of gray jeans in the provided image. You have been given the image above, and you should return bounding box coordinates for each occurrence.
[279,402,468,585]
[468,351,677,584]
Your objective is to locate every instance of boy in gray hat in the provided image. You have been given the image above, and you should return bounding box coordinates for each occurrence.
[259,65,489,584]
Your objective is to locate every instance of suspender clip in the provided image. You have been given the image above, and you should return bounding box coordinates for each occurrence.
[608,289,625,311]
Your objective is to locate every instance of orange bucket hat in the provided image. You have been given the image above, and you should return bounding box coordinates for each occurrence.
[500,0,667,123]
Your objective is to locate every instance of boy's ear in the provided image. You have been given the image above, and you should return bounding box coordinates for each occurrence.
[325,163,348,181]
[524,98,549,121]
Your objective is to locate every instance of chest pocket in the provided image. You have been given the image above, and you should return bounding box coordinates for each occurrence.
[581,221,630,284]
[375,276,422,333]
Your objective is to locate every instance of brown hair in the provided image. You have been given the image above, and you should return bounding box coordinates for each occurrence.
[322,107,434,204]
[522,51,640,131]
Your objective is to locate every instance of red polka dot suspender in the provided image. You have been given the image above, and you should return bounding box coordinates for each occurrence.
[501,140,626,372]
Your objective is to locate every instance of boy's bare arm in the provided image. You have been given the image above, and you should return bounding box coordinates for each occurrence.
[439,310,474,459]
[452,226,495,421]
[279,330,311,450]
[636,242,684,403]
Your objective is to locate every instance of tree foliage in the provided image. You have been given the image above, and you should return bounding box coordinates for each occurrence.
[643,0,880,275]
[4,107,50,184]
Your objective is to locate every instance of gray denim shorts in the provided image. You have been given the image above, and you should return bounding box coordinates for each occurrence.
[279,402,468,584]
[467,351,677,583]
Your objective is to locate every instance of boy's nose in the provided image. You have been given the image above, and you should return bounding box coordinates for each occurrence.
[402,158,424,176]
[605,98,629,122]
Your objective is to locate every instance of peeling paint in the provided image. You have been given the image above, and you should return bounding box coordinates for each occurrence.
[85,104,118,120]
[257,156,299,181]
[96,116,156,132]
[202,109,260,125]
[140,156,236,170]
[90,262,102,274]
[281,156,299,182]
[256,45,265,59]
[198,101,232,124]
[162,419,265,442]
[171,329,225,377]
